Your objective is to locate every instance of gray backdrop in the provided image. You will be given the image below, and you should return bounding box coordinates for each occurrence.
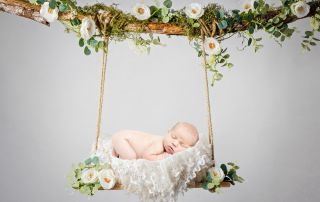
[1,0,319,201]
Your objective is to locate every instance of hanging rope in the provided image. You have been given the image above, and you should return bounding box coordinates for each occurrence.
[94,36,110,152]
[200,29,215,163]
[93,31,215,163]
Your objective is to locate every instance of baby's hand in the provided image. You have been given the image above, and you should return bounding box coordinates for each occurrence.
[157,152,172,160]
[144,152,172,161]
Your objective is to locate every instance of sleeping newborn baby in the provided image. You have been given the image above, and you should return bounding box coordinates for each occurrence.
[111,122,199,161]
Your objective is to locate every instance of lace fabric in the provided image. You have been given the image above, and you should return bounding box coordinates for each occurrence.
[90,133,213,202]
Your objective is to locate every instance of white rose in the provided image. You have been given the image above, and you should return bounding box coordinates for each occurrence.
[208,167,225,182]
[204,37,221,55]
[132,3,151,20]
[290,1,310,18]
[81,168,98,184]
[80,17,96,40]
[98,169,116,189]
[242,0,255,12]
[39,2,59,23]
[185,3,204,19]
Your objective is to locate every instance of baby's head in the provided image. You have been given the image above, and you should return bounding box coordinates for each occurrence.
[163,122,199,154]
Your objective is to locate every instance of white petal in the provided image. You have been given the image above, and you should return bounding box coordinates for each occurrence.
[132,4,151,20]
[80,17,96,40]
[204,37,221,55]
[185,3,204,19]
[98,169,116,189]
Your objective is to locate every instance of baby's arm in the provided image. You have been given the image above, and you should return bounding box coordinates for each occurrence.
[142,141,172,161]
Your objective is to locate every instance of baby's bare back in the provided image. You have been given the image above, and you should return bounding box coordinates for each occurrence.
[112,130,164,159]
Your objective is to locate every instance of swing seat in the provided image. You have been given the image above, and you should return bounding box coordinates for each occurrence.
[90,133,229,201]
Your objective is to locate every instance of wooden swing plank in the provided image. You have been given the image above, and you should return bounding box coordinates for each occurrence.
[99,181,231,190]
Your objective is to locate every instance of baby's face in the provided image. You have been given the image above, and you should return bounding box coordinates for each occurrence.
[163,125,199,154]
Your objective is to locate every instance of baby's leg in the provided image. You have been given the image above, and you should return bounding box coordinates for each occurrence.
[112,132,137,160]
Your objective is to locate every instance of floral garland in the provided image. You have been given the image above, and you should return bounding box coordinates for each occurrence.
[67,154,244,196]
[27,0,320,86]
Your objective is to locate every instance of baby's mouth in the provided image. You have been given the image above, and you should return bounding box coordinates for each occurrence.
[167,145,174,154]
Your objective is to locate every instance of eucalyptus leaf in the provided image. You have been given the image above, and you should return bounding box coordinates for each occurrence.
[79,38,84,47]
[248,26,254,34]
[161,7,169,16]
[163,0,172,8]
[248,38,252,46]
[84,46,91,55]
[273,31,281,38]
[36,0,45,4]
[49,0,56,9]
[59,3,67,12]
[162,16,170,23]
[92,156,99,165]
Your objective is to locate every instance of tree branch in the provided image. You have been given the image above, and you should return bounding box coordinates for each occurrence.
[1,0,319,37]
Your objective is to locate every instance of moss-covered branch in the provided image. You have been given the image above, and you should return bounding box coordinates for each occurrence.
[1,0,319,38]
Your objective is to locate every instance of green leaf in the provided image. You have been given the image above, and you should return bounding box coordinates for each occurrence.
[70,18,81,26]
[212,176,221,185]
[273,17,280,24]
[192,22,200,28]
[207,182,215,189]
[163,0,172,8]
[88,38,99,47]
[206,172,213,182]
[227,63,234,68]
[84,46,91,55]
[202,182,208,190]
[305,31,313,36]
[280,35,285,42]
[267,26,275,32]
[223,54,230,59]
[162,16,170,23]
[220,164,228,175]
[79,38,84,47]
[273,31,281,38]
[36,0,45,4]
[213,72,223,81]
[218,9,225,18]
[92,156,99,165]
[49,0,56,9]
[84,158,91,165]
[248,26,254,34]
[59,3,67,12]
[310,41,317,46]
[248,38,252,46]
[219,20,228,29]
[253,1,259,9]
[161,7,169,16]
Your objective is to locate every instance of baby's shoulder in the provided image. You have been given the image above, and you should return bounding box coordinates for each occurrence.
[150,137,164,150]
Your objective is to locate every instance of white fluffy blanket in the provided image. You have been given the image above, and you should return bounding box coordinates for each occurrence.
[91,133,213,202]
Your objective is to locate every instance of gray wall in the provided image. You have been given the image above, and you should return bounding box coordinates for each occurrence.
[0,0,319,201]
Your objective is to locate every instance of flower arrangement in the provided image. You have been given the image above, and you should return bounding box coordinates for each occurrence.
[21,0,319,86]
[203,162,244,193]
[67,155,243,196]
[67,155,116,196]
